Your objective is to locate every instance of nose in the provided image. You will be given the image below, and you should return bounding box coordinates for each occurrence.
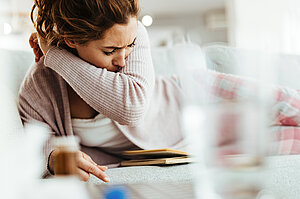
[113,49,126,68]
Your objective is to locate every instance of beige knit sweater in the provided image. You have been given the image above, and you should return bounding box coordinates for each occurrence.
[18,22,185,167]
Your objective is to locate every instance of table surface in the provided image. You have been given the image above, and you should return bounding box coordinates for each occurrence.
[86,182,195,199]
[87,155,300,199]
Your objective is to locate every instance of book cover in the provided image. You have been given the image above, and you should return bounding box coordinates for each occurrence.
[122,148,190,159]
[120,156,194,167]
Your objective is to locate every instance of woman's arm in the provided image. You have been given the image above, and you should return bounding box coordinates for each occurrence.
[44,22,155,126]
[18,64,110,181]
[18,94,58,175]
[18,94,110,182]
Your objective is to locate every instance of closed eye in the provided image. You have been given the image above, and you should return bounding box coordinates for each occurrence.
[104,49,116,56]
[127,41,136,48]
[103,38,136,56]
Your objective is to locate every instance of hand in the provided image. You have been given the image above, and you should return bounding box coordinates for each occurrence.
[37,34,52,56]
[29,32,44,62]
[75,150,110,182]
[29,32,52,62]
[49,150,110,182]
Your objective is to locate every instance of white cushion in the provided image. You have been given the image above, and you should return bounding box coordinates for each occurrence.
[203,44,300,89]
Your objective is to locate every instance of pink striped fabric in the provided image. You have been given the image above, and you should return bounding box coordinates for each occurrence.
[205,70,300,155]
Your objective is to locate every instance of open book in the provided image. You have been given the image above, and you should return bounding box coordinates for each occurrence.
[121,148,193,166]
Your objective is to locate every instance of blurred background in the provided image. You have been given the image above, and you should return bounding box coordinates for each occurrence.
[140,0,227,47]
[0,0,227,51]
[1,0,300,54]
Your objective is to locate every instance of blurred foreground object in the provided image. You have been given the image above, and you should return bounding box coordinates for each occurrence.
[176,41,275,198]
[52,136,80,176]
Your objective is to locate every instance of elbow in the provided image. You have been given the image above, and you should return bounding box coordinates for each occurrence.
[118,84,153,126]
[112,77,154,126]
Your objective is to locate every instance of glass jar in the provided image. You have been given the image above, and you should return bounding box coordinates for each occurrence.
[53,136,79,176]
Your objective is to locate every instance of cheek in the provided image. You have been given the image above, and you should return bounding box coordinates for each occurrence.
[94,57,112,68]
[76,46,112,69]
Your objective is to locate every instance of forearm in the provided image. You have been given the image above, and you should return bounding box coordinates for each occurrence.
[44,24,155,126]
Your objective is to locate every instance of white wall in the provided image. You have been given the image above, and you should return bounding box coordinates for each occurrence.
[140,0,227,47]
[144,13,228,47]
[227,0,300,54]
[0,0,228,50]
[0,0,34,51]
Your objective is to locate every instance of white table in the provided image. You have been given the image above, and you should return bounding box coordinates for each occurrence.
[88,155,300,198]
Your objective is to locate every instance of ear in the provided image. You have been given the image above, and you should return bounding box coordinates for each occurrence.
[64,38,77,48]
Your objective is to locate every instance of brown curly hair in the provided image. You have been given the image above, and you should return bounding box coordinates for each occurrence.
[31,0,140,51]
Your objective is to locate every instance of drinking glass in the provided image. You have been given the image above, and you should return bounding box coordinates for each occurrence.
[176,44,276,198]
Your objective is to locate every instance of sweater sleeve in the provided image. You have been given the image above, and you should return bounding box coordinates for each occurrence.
[44,22,155,126]
[18,90,56,176]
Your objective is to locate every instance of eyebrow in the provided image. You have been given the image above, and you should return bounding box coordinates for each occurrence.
[103,37,136,49]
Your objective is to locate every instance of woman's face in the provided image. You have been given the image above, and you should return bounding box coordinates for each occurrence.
[71,17,138,72]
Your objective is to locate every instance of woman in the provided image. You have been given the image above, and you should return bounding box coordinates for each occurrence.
[20,0,300,182]
[19,0,184,182]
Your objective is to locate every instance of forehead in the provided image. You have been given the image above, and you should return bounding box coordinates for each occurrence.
[100,17,138,46]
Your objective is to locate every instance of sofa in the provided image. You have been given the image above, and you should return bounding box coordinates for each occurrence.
[2,44,300,198]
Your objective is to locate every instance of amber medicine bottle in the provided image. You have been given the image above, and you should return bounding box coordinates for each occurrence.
[53,136,79,176]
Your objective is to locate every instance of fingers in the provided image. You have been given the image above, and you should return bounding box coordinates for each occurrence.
[33,44,43,62]
[77,168,90,182]
[36,48,44,62]
[82,152,108,172]
[77,159,110,182]
[98,165,108,172]
[33,46,40,55]
[33,46,42,62]
[29,33,38,48]
[29,32,44,62]
[76,152,110,182]
[29,32,37,48]
[82,152,97,165]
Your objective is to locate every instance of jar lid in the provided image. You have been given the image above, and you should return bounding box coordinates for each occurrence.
[52,136,80,151]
